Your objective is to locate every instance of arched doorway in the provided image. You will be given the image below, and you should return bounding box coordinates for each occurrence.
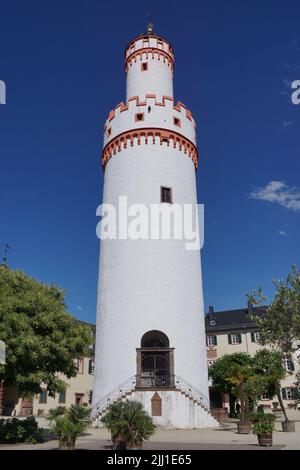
[136,331,174,388]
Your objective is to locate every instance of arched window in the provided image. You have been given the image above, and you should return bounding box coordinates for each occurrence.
[141,330,170,348]
[137,331,174,388]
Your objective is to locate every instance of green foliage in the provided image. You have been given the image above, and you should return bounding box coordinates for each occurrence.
[248,265,300,355]
[101,400,156,448]
[252,413,276,435]
[208,353,253,395]
[0,267,93,396]
[48,404,90,445]
[67,403,90,423]
[47,406,66,420]
[0,416,43,444]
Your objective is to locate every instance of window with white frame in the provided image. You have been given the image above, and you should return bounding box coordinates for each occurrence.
[251,331,260,343]
[282,387,299,400]
[207,335,217,347]
[228,333,242,345]
[282,358,294,372]
[75,357,84,374]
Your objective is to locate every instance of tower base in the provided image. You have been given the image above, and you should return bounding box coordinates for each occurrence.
[93,388,218,430]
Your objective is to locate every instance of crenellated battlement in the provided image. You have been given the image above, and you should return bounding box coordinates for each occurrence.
[125,34,174,73]
[101,128,198,169]
[103,95,196,150]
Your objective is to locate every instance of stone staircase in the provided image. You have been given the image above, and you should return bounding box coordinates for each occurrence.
[92,375,219,429]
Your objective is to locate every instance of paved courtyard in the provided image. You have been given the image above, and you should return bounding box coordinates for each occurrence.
[0,413,300,450]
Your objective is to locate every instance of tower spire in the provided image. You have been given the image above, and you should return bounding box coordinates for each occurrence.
[146,13,154,35]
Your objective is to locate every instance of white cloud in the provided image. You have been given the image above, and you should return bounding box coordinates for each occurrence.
[281,120,293,128]
[77,306,83,311]
[277,230,287,236]
[250,181,300,212]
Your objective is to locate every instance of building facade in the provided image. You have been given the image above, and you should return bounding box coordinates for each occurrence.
[92,26,217,429]
[205,305,299,414]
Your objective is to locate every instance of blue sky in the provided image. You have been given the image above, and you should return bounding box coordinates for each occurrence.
[0,0,299,323]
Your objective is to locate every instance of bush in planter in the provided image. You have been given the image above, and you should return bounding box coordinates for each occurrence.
[101,400,156,449]
[48,404,90,449]
[252,413,276,447]
[0,416,43,444]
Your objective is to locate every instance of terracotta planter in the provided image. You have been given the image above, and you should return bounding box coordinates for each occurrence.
[282,421,295,432]
[257,433,273,447]
[58,438,76,450]
[237,421,251,434]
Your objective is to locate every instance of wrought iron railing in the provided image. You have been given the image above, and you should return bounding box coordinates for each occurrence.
[91,375,136,419]
[91,374,211,420]
[139,374,174,388]
[174,375,210,410]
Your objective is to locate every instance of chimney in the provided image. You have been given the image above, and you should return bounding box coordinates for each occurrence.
[208,306,215,320]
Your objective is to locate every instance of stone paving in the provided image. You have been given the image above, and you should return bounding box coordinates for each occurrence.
[0,419,300,450]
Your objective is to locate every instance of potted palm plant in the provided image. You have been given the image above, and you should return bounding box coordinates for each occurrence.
[48,404,90,450]
[226,363,254,434]
[101,399,156,450]
[252,413,276,446]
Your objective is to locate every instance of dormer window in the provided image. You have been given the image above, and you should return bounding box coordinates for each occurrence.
[209,319,216,326]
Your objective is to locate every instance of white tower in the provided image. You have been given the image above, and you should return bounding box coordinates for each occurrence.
[93,27,217,429]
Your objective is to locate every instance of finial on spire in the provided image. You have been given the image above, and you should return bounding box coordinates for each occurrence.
[147,22,154,34]
[146,14,154,35]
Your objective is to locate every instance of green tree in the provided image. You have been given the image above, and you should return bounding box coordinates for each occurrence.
[0,267,93,399]
[253,349,288,421]
[248,265,300,422]
[208,353,253,417]
[247,265,300,354]
[226,363,254,422]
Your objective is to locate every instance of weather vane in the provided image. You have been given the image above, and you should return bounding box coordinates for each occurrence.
[2,243,10,265]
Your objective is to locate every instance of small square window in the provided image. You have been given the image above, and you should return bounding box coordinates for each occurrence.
[141,62,148,71]
[161,187,172,204]
[173,117,181,127]
[135,113,144,122]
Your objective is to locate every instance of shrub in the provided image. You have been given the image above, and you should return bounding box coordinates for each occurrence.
[252,413,276,435]
[101,400,156,449]
[0,417,43,444]
[48,404,90,447]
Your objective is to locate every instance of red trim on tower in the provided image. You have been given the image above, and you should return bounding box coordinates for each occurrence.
[101,128,198,169]
[125,48,174,73]
[104,95,196,126]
